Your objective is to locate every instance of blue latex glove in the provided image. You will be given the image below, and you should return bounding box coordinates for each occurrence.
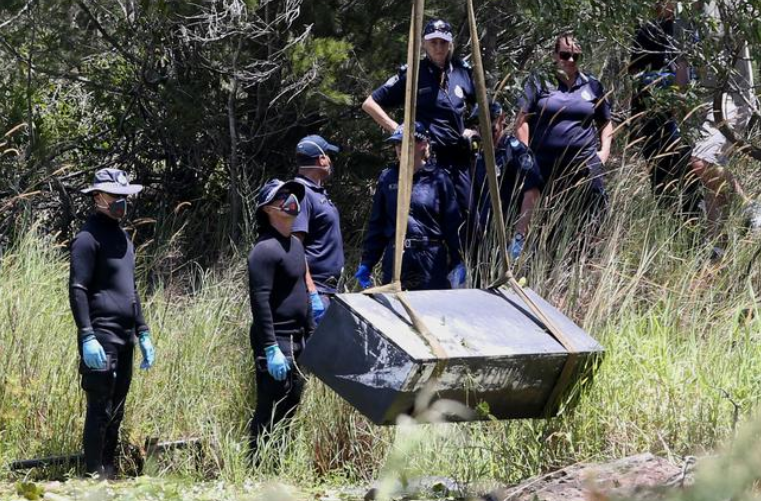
[82,334,107,370]
[354,264,372,289]
[509,233,526,261]
[138,331,155,370]
[265,345,289,381]
[447,263,467,289]
[310,291,326,324]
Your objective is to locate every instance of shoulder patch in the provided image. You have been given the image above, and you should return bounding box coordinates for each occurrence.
[384,74,400,87]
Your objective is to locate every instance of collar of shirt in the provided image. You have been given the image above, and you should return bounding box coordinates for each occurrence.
[295,174,325,193]
[93,211,121,226]
[413,162,437,179]
[423,58,453,81]
[555,72,590,91]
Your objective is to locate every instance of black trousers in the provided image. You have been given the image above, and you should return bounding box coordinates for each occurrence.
[249,346,305,460]
[80,341,133,475]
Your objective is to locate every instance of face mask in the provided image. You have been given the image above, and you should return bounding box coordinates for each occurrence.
[299,141,333,177]
[275,193,300,216]
[97,196,128,219]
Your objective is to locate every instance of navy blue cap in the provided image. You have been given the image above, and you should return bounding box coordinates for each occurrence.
[385,122,431,143]
[295,135,340,158]
[469,101,504,121]
[255,179,306,212]
[423,19,453,42]
[81,168,143,195]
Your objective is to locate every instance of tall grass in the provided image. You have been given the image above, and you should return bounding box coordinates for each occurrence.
[1,156,760,489]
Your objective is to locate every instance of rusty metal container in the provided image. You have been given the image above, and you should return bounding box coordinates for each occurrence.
[300,287,603,425]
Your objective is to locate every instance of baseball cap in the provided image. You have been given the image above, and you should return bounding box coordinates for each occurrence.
[385,122,431,143]
[81,168,143,195]
[255,179,306,212]
[295,135,340,158]
[423,19,453,43]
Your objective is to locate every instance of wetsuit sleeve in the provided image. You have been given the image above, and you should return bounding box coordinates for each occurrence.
[69,232,97,338]
[361,172,391,268]
[134,283,149,334]
[517,75,539,114]
[248,244,279,350]
[305,275,316,338]
[371,66,408,108]
[439,173,463,267]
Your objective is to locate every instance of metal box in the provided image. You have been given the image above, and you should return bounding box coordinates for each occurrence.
[300,287,603,425]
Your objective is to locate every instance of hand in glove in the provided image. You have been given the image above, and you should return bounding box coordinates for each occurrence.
[265,345,290,381]
[138,330,155,370]
[447,263,467,289]
[354,264,372,289]
[310,291,326,324]
[82,334,107,370]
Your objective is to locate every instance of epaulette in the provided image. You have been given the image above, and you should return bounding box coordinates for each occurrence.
[454,59,471,70]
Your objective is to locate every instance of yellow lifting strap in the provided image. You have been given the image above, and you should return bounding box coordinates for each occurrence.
[465,0,579,416]
[363,0,448,376]
[364,1,581,411]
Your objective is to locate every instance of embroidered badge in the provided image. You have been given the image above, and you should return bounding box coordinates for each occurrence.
[454,85,464,99]
[384,75,400,87]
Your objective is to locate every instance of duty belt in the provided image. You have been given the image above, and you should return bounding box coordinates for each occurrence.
[403,237,444,249]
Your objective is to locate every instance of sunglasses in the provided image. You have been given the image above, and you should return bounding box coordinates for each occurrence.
[557,51,583,62]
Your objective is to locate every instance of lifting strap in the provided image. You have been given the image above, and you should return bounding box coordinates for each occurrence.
[465,0,579,417]
[363,0,448,378]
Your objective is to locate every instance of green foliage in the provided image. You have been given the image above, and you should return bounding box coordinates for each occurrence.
[290,37,353,106]
[2,155,761,487]
[15,481,44,500]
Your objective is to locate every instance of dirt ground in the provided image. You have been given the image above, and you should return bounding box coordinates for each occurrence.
[486,453,695,501]
[1,453,696,501]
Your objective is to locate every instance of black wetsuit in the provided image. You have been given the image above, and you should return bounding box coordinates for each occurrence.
[68,211,147,475]
[247,228,313,457]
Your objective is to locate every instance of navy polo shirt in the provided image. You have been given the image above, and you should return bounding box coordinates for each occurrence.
[371,58,476,150]
[518,72,611,176]
[470,135,543,233]
[361,163,462,271]
[292,175,344,293]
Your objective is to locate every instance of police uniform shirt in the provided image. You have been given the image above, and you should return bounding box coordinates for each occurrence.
[518,72,611,176]
[360,163,462,271]
[292,175,345,293]
[69,212,148,346]
[470,135,542,232]
[371,58,476,150]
